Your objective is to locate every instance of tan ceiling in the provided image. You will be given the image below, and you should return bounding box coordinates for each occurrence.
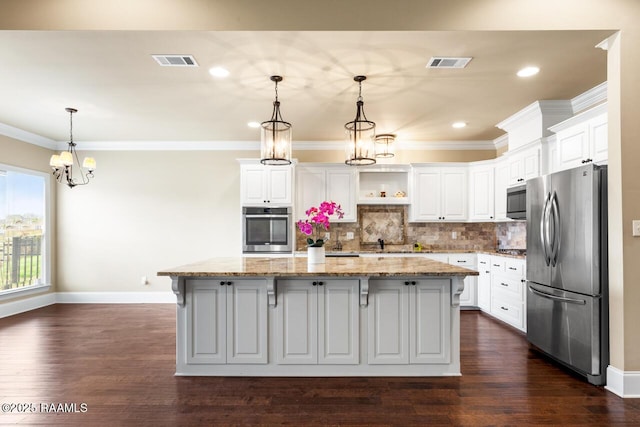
[0,30,611,145]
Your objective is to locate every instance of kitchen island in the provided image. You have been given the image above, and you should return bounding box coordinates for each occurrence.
[158,256,477,376]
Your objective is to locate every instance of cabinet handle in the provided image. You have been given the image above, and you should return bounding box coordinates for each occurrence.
[500,282,508,287]
[312,281,317,286]
[508,267,517,270]
[493,264,500,267]
[220,281,225,286]
[318,281,324,286]
[411,281,417,286]
[501,306,509,311]
[486,271,490,274]
[456,260,465,263]
[227,281,232,286]
[582,158,593,164]
[480,261,487,265]
[521,279,526,283]
[404,281,410,286]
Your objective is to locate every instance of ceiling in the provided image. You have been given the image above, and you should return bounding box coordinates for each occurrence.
[0,30,611,147]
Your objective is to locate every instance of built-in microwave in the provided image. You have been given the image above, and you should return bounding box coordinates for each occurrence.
[506,184,527,220]
[242,206,293,253]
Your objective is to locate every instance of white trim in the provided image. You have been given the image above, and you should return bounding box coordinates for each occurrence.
[493,134,509,150]
[495,100,574,133]
[55,140,261,151]
[571,82,607,114]
[396,140,495,151]
[55,291,175,304]
[0,122,57,149]
[548,102,608,134]
[0,292,56,318]
[605,365,640,398]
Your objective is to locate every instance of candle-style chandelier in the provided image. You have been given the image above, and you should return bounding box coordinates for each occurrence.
[49,107,96,188]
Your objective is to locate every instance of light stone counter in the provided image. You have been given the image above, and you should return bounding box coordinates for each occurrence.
[157,256,478,278]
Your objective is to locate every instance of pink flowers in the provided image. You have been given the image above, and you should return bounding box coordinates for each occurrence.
[297,201,344,247]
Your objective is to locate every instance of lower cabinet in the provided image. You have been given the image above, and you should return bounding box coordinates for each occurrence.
[186,278,268,364]
[367,279,451,365]
[275,279,360,365]
[476,254,491,312]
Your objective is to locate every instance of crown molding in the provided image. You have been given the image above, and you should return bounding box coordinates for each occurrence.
[495,100,574,133]
[493,133,509,149]
[0,122,56,149]
[571,81,607,114]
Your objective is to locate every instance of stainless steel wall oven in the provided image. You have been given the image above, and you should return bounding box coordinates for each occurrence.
[242,206,292,253]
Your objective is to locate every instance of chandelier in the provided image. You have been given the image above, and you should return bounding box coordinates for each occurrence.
[345,75,376,166]
[260,75,292,165]
[49,108,96,188]
[375,133,396,158]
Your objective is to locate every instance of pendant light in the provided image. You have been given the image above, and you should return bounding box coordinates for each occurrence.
[260,75,292,165]
[345,75,376,166]
[375,133,396,158]
[49,108,96,188]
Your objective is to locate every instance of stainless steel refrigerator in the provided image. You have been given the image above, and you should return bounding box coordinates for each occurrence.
[526,163,608,385]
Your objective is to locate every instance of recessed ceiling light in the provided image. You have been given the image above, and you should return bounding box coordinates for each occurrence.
[247,121,261,128]
[517,66,540,77]
[209,66,230,78]
[452,121,467,129]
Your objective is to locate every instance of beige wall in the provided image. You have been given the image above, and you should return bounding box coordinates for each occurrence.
[0,135,56,301]
[294,149,496,164]
[1,0,640,372]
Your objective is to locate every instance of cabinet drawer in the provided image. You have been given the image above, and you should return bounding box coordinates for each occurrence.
[504,259,525,277]
[491,274,524,300]
[490,257,506,274]
[490,296,524,330]
[448,253,476,267]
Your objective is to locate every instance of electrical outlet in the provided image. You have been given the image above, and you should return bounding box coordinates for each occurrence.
[451,231,457,239]
[346,232,354,240]
[633,220,640,237]
[324,232,330,240]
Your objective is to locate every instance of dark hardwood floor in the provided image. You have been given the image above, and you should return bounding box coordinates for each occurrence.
[1,304,639,426]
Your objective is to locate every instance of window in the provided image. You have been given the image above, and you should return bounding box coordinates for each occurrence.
[0,164,50,297]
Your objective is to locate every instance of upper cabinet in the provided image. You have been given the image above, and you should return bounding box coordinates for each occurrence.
[296,165,356,222]
[468,162,495,221]
[410,165,467,222]
[240,162,293,206]
[548,103,608,173]
[506,144,540,186]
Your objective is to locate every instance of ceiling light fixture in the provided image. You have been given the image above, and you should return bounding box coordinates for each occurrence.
[452,121,467,128]
[375,133,395,158]
[209,66,230,78]
[517,66,540,77]
[345,75,376,166]
[49,108,96,188]
[260,75,292,166]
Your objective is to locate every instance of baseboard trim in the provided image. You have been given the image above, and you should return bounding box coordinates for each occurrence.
[56,292,175,304]
[605,365,640,398]
[0,293,56,318]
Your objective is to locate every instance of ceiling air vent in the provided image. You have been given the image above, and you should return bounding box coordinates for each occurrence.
[426,57,472,69]
[152,55,198,67]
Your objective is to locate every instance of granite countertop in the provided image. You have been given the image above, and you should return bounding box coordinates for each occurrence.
[293,249,526,259]
[158,256,479,278]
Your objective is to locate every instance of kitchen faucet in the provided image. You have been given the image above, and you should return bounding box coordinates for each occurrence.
[377,238,385,250]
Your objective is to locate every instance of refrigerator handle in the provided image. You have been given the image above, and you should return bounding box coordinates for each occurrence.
[550,191,561,267]
[541,192,552,266]
[528,284,586,305]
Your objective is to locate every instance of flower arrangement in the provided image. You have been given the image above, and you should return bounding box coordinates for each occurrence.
[297,201,344,247]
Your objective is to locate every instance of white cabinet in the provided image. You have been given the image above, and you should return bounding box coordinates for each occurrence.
[368,278,450,365]
[186,279,268,364]
[507,145,540,186]
[488,256,527,332]
[410,166,467,222]
[296,166,356,222]
[423,253,476,308]
[476,254,491,312]
[551,108,608,173]
[240,163,293,206]
[468,163,495,221]
[275,279,360,365]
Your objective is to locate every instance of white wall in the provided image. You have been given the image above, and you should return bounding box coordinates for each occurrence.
[56,150,245,292]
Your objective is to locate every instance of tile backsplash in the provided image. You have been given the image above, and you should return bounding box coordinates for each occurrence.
[295,205,527,252]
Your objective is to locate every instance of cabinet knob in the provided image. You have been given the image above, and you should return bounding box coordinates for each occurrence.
[404,281,410,286]
[312,281,317,286]
[227,281,232,286]
[220,281,225,286]
[318,281,324,286]
[490,216,494,219]
[411,281,417,286]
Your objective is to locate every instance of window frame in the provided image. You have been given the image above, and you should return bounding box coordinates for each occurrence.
[0,163,52,300]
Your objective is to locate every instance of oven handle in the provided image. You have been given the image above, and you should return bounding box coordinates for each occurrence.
[245,214,290,219]
[528,284,586,305]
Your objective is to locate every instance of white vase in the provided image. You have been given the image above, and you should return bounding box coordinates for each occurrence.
[307,246,326,265]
